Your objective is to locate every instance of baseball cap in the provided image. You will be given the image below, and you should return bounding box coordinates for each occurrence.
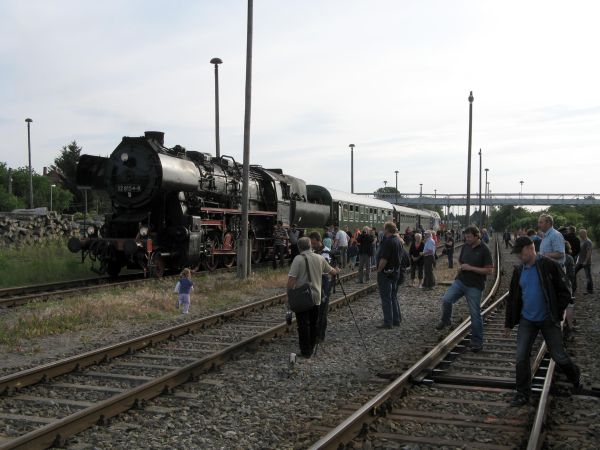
[512,236,534,253]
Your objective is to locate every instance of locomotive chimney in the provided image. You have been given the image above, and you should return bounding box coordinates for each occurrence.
[145,131,165,146]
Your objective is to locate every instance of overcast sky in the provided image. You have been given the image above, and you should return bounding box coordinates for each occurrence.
[2,0,599,197]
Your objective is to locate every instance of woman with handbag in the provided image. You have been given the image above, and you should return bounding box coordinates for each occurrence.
[287,237,340,358]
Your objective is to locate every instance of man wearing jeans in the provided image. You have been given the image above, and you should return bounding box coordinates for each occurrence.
[504,236,582,407]
[435,226,493,352]
[376,222,402,328]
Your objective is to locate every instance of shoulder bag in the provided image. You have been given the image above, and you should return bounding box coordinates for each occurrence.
[287,255,315,313]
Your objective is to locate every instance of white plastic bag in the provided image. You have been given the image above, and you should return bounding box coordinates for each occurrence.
[174,281,181,293]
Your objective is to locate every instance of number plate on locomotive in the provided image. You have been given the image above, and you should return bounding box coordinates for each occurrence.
[117,184,141,192]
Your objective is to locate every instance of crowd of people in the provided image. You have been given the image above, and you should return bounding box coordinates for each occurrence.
[285,213,591,407]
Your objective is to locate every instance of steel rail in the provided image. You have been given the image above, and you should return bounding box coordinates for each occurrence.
[310,239,503,450]
[0,273,377,450]
[527,355,554,450]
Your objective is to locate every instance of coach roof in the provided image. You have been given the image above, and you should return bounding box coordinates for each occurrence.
[307,185,393,210]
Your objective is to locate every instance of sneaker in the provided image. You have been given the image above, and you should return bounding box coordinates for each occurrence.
[376,324,393,329]
[510,394,529,407]
[470,345,483,353]
[435,322,450,331]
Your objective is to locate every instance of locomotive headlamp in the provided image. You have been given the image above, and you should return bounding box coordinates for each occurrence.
[87,225,96,236]
[120,152,129,163]
[139,226,149,237]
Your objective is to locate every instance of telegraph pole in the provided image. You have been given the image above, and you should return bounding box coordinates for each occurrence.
[238,0,253,280]
[465,92,474,227]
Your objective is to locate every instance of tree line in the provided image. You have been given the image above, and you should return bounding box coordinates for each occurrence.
[0,141,109,214]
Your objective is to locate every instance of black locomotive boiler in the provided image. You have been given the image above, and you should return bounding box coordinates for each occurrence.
[68,131,330,276]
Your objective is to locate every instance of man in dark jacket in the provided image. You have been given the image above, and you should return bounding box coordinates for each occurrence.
[504,236,582,407]
[357,226,374,283]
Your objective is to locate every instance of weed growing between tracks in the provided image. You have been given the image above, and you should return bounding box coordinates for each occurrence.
[0,240,93,288]
[0,268,289,352]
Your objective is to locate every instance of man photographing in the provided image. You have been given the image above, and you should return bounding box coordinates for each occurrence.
[504,236,582,407]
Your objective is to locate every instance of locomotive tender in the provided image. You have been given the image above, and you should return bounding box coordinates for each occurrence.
[68,132,440,276]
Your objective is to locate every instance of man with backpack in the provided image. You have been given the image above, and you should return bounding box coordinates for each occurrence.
[375,222,409,328]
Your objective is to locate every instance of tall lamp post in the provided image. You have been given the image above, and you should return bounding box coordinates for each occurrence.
[50,184,56,212]
[419,183,423,197]
[383,180,387,188]
[520,180,524,204]
[25,118,33,208]
[465,91,474,227]
[484,168,489,225]
[434,189,437,198]
[478,149,482,227]
[349,144,355,193]
[210,57,223,158]
[394,170,399,204]
[486,181,491,227]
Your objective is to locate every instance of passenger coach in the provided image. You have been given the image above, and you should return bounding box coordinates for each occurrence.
[307,185,394,230]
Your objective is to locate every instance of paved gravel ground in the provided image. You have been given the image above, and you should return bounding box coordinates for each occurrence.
[59,273,471,449]
[14,241,599,449]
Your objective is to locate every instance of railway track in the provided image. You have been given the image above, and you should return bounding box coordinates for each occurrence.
[0,266,378,450]
[310,240,598,449]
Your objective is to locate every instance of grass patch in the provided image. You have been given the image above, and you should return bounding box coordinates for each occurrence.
[0,268,290,349]
[0,240,95,288]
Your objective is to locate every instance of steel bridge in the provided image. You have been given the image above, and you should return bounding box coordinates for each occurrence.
[360,193,600,207]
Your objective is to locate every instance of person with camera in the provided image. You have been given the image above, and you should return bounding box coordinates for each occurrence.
[309,231,335,343]
[376,221,403,329]
[287,237,340,358]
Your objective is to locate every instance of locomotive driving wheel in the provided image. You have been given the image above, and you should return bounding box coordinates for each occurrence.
[223,254,236,268]
[204,238,220,272]
[149,254,165,278]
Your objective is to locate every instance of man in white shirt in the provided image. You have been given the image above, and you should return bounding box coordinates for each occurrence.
[333,225,349,269]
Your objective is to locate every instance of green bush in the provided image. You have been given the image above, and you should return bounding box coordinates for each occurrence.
[0,240,94,288]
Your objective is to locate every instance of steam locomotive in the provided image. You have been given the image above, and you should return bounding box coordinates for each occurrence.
[68,132,440,276]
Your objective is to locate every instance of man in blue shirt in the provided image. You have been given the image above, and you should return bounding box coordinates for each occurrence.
[538,214,565,266]
[504,236,581,407]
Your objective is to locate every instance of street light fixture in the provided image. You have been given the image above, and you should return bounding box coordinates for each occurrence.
[383,180,387,188]
[520,180,524,202]
[434,189,437,198]
[210,57,223,158]
[466,91,474,227]
[50,184,56,212]
[394,170,399,204]
[478,149,482,227]
[349,144,355,193]
[25,118,33,209]
[484,168,489,224]
[419,183,423,197]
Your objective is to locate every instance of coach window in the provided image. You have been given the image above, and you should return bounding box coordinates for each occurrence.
[343,203,348,221]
